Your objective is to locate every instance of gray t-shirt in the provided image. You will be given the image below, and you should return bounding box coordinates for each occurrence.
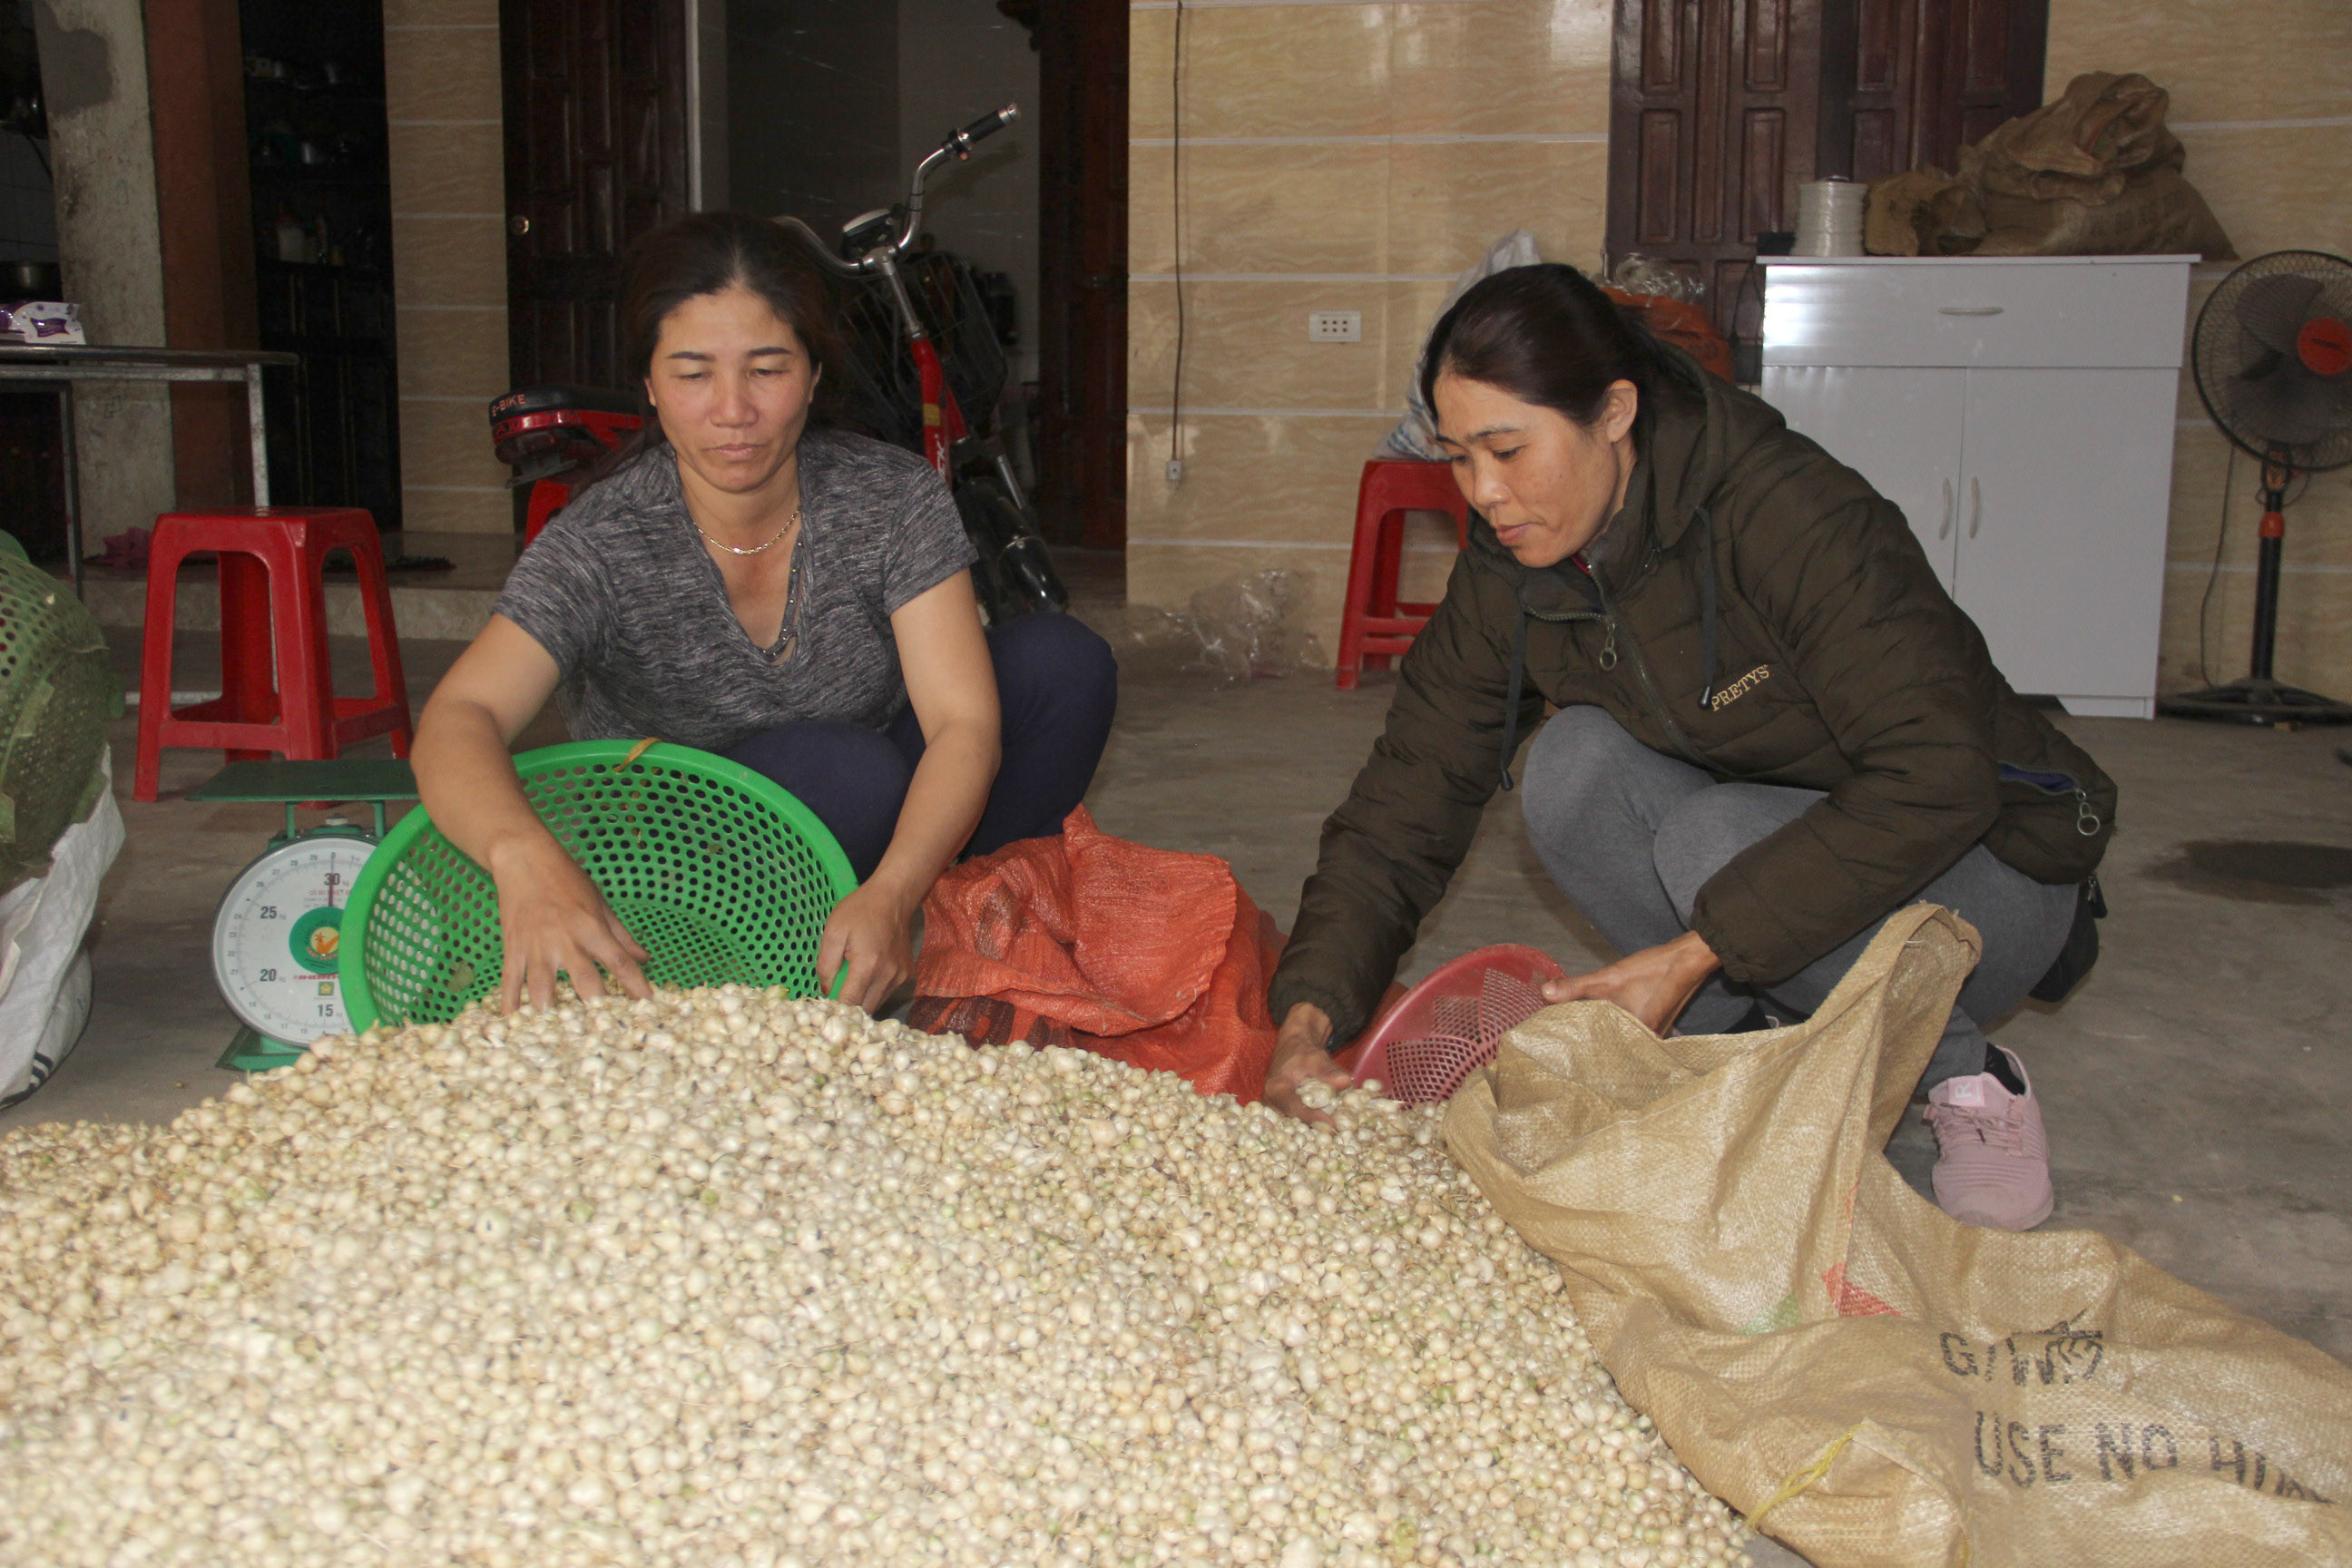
[494,429,976,750]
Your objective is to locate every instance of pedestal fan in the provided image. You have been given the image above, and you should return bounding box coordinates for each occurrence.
[2160,250,2352,725]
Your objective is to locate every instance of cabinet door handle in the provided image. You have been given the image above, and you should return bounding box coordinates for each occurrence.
[1937,306,2004,317]
[1968,476,1983,538]
[1939,477,1954,539]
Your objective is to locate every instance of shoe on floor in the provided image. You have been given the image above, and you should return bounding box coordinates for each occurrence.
[1925,1045,2053,1230]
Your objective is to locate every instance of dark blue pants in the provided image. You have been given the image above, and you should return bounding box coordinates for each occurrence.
[724,613,1119,880]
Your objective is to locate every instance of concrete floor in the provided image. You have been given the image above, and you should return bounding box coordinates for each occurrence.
[3,626,2346,1563]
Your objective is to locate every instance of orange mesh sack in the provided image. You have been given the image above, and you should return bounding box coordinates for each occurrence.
[912,808,1281,1102]
[1601,286,1737,383]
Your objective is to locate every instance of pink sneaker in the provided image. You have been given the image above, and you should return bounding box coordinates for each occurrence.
[1925,1046,2053,1230]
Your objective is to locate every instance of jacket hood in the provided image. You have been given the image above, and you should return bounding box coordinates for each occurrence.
[1465,347,1791,614]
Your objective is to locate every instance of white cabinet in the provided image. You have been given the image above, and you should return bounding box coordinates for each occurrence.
[1759,256,2194,719]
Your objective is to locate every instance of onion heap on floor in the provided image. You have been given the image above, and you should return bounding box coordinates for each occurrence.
[0,986,1753,1568]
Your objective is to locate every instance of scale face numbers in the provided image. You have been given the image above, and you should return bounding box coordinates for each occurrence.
[211,837,378,1047]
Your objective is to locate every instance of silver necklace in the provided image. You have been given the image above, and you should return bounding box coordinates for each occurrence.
[698,505,800,556]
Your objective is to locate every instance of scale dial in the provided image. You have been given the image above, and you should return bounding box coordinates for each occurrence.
[211,834,378,1047]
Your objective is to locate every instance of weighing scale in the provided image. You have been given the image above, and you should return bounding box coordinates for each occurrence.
[188,760,419,1072]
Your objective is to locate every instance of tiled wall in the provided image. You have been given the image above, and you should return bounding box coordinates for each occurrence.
[383,0,511,534]
[1125,0,1613,639]
[2043,2,2352,698]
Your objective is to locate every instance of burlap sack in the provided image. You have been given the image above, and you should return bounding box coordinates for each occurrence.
[1863,169,1957,256]
[1965,72,2180,205]
[1445,906,2352,1567]
[1955,72,2235,260]
[1972,164,2235,260]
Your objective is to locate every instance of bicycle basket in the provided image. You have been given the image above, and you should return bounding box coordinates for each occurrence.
[837,281,924,452]
[338,740,858,1029]
[910,253,1008,426]
[830,251,1010,456]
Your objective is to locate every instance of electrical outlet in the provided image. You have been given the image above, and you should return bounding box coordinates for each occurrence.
[1166,459,1183,485]
[1308,310,1362,343]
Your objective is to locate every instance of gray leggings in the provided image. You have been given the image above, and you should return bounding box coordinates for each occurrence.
[1517,706,2077,1093]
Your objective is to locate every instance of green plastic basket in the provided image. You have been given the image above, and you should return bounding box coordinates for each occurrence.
[339,740,858,1030]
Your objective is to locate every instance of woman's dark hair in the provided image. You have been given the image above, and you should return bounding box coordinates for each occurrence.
[608,210,853,456]
[1418,262,1667,433]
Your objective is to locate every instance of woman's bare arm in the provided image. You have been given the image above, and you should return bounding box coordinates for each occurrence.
[412,615,651,1012]
[817,573,1001,1010]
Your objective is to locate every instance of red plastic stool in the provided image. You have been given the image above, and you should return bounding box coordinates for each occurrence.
[1334,459,1471,690]
[133,507,413,802]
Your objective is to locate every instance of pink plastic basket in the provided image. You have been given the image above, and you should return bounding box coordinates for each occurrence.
[1348,944,1566,1105]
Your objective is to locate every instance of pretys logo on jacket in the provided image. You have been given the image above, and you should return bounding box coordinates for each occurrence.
[1709,664,1771,711]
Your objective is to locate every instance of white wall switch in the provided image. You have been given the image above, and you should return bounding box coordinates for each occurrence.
[1308,310,1362,343]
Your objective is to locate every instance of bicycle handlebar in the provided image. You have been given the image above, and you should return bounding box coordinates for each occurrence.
[774,103,1020,278]
[953,104,1018,152]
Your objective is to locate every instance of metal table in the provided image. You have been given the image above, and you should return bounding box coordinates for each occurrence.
[0,343,301,594]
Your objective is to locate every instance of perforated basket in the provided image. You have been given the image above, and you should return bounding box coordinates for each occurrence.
[338,740,858,1031]
[0,551,118,899]
[1348,945,1566,1105]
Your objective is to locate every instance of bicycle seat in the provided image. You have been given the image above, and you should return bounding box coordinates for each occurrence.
[489,386,643,477]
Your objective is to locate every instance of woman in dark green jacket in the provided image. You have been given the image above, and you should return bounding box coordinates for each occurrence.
[1265,264,2115,1231]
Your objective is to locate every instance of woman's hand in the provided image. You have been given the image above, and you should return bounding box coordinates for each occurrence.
[413,616,651,1015]
[1541,929,1721,1036]
[1263,1004,1354,1128]
[818,877,920,1015]
[487,831,652,1013]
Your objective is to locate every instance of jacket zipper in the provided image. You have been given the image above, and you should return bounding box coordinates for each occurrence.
[1590,569,1714,772]
[1996,762,2104,838]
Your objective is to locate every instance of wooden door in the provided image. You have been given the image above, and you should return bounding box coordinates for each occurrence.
[1607,0,1826,343]
[1818,0,2046,183]
[1031,0,1127,550]
[500,0,691,392]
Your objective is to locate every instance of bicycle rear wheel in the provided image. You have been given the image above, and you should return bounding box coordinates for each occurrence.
[956,476,1068,619]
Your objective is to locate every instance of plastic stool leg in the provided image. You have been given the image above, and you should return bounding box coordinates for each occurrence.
[269,533,334,761]
[1336,518,1381,691]
[1369,509,1405,618]
[218,551,278,762]
[350,532,413,755]
[132,536,187,802]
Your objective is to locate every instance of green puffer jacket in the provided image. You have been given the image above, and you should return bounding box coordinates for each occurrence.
[1270,351,2117,1047]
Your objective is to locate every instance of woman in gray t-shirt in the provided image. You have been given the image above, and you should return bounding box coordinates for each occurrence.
[413,213,1115,1015]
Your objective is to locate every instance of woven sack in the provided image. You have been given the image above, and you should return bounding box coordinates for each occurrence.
[912,808,1281,1102]
[1446,905,2352,1567]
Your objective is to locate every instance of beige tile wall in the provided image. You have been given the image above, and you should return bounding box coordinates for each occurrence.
[2047,0,2352,698]
[1126,0,1615,645]
[384,0,513,534]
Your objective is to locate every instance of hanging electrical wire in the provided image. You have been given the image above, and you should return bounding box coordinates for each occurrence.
[2197,446,2235,688]
[1168,0,1187,483]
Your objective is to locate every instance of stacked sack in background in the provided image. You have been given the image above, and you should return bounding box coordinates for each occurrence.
[1866,72,2234,260]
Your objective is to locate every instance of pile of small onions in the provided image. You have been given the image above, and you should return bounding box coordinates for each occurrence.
[0,987,1753,1568]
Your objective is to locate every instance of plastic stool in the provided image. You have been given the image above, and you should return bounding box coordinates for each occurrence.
[133,507,413,802]
[1334,459,1471,690]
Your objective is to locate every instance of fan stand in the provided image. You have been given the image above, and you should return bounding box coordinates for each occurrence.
[2159,454,2352,725]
